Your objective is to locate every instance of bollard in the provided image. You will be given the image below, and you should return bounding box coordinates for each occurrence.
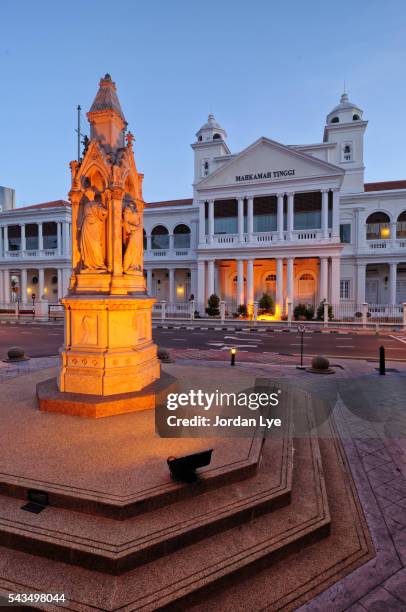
[230,347,236,366]
[220,301,226,323]
[379,346,386,375]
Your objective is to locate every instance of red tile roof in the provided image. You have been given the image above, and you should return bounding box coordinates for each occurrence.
[145,198,193,208]
[17,200,70,211]
[364,181,406,192]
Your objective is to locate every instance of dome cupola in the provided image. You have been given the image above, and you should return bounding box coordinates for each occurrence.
[195,114,227,143]
[326,92,364,125]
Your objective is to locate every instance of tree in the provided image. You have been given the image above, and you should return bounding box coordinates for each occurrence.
[258,293,274,313]
[316,300,333,321]
[206,294,220,317]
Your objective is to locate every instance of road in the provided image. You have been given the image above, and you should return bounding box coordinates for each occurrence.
[1,322,406,361]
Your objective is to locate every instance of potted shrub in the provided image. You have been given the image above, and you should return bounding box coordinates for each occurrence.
[237,304,248,318]
[258,292,274,314]
[205,294,220,317]
[316,300,333,321]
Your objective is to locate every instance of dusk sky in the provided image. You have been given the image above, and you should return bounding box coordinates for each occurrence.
[2,0,406,207]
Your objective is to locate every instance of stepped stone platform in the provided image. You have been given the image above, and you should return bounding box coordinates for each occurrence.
[0,364,374,611]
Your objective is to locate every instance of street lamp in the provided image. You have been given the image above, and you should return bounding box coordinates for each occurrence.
[296,324,306,370]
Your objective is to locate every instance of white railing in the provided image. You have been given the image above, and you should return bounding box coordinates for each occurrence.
[3,249,58,259]
[144,249,191,259]
[152,301,195,319]
[253,232,276,243]
[367,240,390,250]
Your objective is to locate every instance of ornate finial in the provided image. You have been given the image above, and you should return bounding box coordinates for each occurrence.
[126,131,135,148]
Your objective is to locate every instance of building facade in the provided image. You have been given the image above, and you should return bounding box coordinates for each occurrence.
[1,92,406,313]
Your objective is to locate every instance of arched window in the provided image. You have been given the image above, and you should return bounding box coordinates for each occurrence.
[331,116,339,123]
[202,160,209,177]
[198,135,202,142]
[366,212,391,240]
[151,225,169,250]
[173,224,191,249]
[342,143,353,162]
[265,274,276,281]
[397,211,406,238]
[299,273,314,281]
[353,114,360,120]
[213,133,221,140]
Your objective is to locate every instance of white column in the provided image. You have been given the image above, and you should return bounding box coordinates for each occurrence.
[0,227,3,257]
[57,268,63,301]
[277,193,284,241]
[190,267,197,298]
[4,226,9,253]
[63,221,70,255]
[331,189,340,238]
[146,234,151,251]
[197,260,205,309]
[238,197,244,242]
[391,221,397,248]
[237,259,245,305]
[168,268,175,303]
[21,269,27,304]
[208,200,214,244]
[62,268,70,296]
[319,257,328,303]
[276,257,283,315]
[321,190,329,239]
[21,225,26,252]
[389,262,398,305]
[287,193,294,241]
[330,256,341,304]
[198,201,206,244]
[38,268,45,299]
[247,196,254,241]
[3,269,10,303]
[38,223,43,251]
[169,233,174,252]
[207,260,215,297]
[247,259,254,306]
[57,222,62,255]
[356,262,366,305]
[146,269,153,294]
[286,257,294,303]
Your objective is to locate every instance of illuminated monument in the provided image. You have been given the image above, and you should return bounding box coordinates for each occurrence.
[37,75,165,416]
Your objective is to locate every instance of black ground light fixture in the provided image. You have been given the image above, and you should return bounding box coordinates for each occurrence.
[230,347,236,366]
[379,346,386,375]
[167,449,213,483]
[296,324,306,370]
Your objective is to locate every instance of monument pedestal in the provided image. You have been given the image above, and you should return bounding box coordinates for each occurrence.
[58,293,160,398]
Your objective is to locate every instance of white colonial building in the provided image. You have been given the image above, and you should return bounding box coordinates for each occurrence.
[1,92,406,314]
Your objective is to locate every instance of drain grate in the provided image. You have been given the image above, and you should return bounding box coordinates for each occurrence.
[21,502,46,514]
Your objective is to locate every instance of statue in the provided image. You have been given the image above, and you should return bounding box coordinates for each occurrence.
[122,201,142,274]
[79,196,108,271]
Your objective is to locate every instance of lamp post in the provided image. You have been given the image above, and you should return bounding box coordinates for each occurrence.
[296,324,306,369]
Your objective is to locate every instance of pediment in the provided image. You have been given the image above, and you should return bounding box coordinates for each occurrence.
[197,137,343,189]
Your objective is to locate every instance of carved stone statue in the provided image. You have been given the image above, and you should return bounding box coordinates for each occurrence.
[122,201,142,274]
[79,197,108,271]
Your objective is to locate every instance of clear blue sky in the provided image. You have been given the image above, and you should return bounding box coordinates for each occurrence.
[1,0,406,207]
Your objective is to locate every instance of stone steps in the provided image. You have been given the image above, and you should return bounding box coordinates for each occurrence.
[0,394,333,612]
[0,413,293,574]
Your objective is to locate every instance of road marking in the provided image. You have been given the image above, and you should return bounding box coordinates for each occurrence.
[389,335,406,344]
[225,335,259,342]
[335,345,355,348]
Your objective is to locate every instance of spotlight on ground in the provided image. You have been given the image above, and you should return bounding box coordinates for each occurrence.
[230,347,237,366]
[167,449,213,483]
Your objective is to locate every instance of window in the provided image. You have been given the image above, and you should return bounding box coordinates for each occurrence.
[213,133,221,140]
[331,116,339,123]
[299,273,313,281]
[342,143,353,162]
[202,160,210,177]
[151,225,169,250]
[173,224,191,249]
[340,223,351,243]
[340,279,351,300]
[353,114,360,120]
[265,274,276,281]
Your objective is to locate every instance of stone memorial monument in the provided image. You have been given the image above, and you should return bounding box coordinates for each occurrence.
[37,75,172,417]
